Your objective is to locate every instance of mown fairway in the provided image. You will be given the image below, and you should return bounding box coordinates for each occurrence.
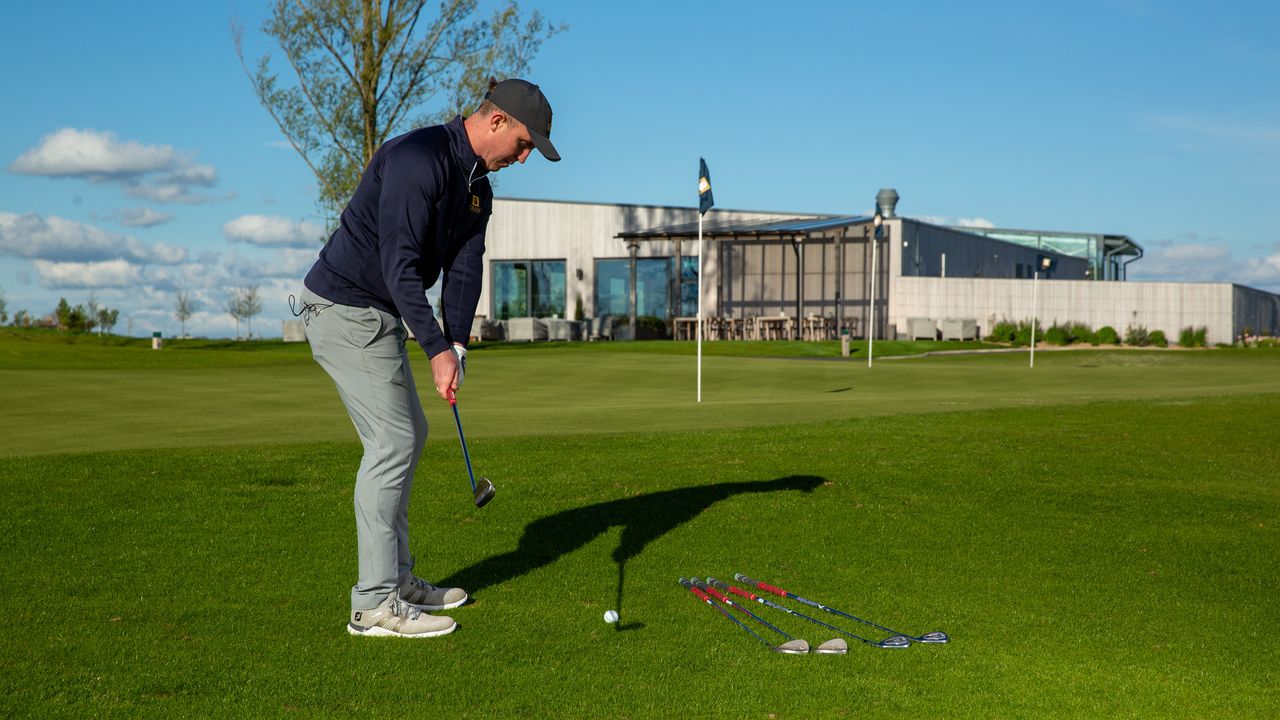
[1,332,1277,718]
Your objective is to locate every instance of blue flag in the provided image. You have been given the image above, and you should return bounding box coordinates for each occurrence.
[698,157,714,215]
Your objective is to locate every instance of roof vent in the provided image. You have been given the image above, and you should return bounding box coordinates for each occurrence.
[876,188,899,218]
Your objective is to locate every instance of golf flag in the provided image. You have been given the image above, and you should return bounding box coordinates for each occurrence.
[698,157,714,215]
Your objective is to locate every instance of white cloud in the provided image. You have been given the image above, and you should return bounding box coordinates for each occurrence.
[1130,235,1280,291]
[33,259,143,289]
[0,212,187,264]
[10,128,176,178]
[916,215,998,229]
[114,207,174,228]
[9,128,222,204]
[222,214,327,248]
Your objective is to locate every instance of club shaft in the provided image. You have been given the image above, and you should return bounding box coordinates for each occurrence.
[694,580,795,640]
[712,576,895,648]
[737,573,929,640]
[679,581,773,649]
[451,401,478,493]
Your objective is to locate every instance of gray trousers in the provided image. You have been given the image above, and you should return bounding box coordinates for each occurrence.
[300,288,427,611]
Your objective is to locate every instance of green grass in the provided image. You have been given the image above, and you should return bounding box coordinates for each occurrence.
[1,334,1277,717]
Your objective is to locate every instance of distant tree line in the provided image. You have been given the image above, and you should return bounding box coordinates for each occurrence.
[52,293,120,334]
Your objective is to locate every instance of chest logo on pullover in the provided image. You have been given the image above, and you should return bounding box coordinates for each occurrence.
[469,194,482,214]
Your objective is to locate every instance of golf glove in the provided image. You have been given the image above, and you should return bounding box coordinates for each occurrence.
[451,344,467,387]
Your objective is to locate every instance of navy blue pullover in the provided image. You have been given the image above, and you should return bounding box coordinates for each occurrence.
[304,116,491,358]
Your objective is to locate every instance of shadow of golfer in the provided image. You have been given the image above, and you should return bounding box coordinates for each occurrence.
[440,474,824,630]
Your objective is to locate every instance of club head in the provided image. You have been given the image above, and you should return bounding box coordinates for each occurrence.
[773,639,809,654]
[815,638,849,655]
[473,477,495,507]
[916,631,949,643]
[878,635,912,649]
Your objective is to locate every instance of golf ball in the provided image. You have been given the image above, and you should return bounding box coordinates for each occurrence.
[603,610,619,623]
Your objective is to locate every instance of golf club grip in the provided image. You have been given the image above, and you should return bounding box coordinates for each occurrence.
[702,585,732,604]
[719,581,759,601]
[736,574,789,598]
[707,577,748,597]
[679,578,711,602]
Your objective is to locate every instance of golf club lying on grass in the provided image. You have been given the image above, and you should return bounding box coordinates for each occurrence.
[707,576,899,650]
[678,578,807,654]
[691,578,841,655]
[735,573,948,644]
[449,394,494,508]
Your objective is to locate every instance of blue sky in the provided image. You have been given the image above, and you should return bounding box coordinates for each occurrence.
[2,0,1277,337]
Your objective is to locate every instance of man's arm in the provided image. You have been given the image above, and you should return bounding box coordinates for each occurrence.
[375,149,452,360]
[440,215,489,349]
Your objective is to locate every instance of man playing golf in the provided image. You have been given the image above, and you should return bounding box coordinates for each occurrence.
[296,78,560,638]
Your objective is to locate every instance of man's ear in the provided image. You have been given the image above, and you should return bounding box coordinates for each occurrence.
[488,112,509,132]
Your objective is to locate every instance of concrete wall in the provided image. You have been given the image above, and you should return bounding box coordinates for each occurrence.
[485,198,802,319]
[893,277,1279,345]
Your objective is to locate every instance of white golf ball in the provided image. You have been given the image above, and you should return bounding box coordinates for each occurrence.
[603,610,619,623]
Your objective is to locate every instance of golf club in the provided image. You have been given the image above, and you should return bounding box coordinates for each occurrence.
[449,394,495,508]
[678,578,806,654]
[691,578,813,654]
[735,573,948,644]
[707,576,901,650]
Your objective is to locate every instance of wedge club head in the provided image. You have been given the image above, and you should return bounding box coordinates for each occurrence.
[815,638,849,655]
[773,639,810,654]
[916,631,949,643]
[473,476,495,507]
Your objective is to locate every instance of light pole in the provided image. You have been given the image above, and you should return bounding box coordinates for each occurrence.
[1030,254,1055,368]
[868,207,883,368]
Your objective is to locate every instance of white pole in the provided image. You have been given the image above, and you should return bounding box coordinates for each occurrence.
[868,231,877,368]
[1030,270,1038,368]
[697,212,703,402]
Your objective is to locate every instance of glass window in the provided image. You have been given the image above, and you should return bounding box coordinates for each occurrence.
[679,256,699,317]
[531,260,566,317]
[491,260,565,319]
[595,258,674,319]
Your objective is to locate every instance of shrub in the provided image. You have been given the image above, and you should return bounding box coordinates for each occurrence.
[1067,323,1094,345]
[1124,325,1151,347]
[986,320,1018,343]
[1149,329,1168,347]
[1179,327,1198,347]
[1095,326,1119,345]
[1043,324,1069,346]
[1194,327,1207,347]
[1012,320,1035,347]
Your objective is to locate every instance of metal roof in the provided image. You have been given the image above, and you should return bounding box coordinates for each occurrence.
[615,215,871,239]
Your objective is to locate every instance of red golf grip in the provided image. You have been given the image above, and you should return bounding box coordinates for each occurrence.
[706,576,758,601]
[679,578,711,602]
[736,573,790,598]
[703,585,732,604]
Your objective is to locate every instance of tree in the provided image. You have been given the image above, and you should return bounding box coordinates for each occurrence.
[55,298,73,331]
[175,291,197,338]
[241,285,263,338]
[85,292,101,335]
[97,308,119,336]
[0,286,7,325]
[227,286,263,339]
[227,289,247,339]
[12,309,29,328]
[234,0,563,222]
[67,304,89,333]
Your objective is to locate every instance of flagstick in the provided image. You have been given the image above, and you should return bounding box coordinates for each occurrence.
[697,211,703,403]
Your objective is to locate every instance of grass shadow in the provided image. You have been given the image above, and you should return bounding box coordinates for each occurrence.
[441,475,824,623]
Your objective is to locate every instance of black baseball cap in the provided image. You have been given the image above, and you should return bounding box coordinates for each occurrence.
[485,79,560,162]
